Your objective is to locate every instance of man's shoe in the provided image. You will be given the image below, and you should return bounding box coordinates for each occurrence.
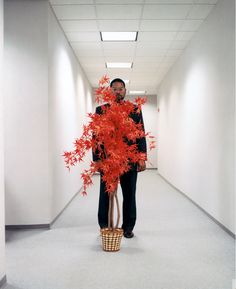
[124,231,134,238]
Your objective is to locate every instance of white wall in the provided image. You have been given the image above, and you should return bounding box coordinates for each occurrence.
[157,0,235,234]
[0,0,6,284]
[4,0,51,225]
[48,6,93,221]
[4,0,93,225]
[127,95,157,169]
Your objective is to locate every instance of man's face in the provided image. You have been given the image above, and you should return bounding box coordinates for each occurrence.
[111,81,126,102]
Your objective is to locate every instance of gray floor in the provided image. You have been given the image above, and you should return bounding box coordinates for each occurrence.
[3,285,23,289]
[5,170,235,289]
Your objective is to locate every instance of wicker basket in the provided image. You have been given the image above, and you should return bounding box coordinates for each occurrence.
[100,228,123,252]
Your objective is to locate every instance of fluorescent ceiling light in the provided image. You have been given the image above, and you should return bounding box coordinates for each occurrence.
[101,31,138,41]
[129,90,146,94]
[124,80,130,84]
[106,62,133,68]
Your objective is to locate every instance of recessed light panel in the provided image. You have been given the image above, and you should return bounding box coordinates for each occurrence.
[106,62,133,68]
[101,31,138,41]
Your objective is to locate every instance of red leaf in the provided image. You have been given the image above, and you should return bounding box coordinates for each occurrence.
[63,75,156,195]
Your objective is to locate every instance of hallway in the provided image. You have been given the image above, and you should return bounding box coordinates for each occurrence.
[5,171,234,289]
[0,0,235,288]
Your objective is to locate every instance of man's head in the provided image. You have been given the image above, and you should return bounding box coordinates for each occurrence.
[110,78,126,102]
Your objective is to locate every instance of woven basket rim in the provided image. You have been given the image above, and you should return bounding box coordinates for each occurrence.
[100,228,123,235]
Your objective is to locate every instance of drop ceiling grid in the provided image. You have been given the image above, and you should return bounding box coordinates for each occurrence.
[162,1,195,66]
[50,0,218,93]
[128,0,146,91]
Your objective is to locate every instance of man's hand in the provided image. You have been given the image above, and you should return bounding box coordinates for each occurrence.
[137,160,146,172]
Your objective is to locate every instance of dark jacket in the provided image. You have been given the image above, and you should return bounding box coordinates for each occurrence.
[92,102,147,171]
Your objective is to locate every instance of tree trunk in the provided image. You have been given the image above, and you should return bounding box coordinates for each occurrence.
[108,188,121,230]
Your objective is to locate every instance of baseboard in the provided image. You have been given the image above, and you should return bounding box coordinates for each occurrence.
[158,172,236,239]
[5,186,83,230]
[5,224,50,230]
[0,275,6,288]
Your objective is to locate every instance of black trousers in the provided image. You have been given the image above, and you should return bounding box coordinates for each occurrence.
[98,170,138,232]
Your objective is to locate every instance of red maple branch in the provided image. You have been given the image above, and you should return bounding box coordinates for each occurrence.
[62,75,156,195]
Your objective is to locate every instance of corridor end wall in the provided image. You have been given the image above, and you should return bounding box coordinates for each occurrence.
[126,94,158,169]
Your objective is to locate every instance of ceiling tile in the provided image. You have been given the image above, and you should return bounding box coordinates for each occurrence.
[134,56,163,62]
[187,4,215,19]
[131,70,157,76]
[142,4,192,19]
[98,20,140,31]
[50,0,93,3]
[170,40,188,49]
[166,49,183,56]
[133,62,161,68]
[180,19,204,31]
[95,0,144,3]
[83,67,107,74]
[59,20,98,32]
[71,42,102,50]
[175,31,195,40]
[104,56,134,62]
[162,55,179,62]
[102,42,136,50]
[66,32,100,41]
[138,31,176,41]
[96,5,143,19]
[106,69,132,77]
[145,0,193,2]
[157,62,173,68]
[157,68,171,76]
[82,63,106,69]
[159,63,172,70]
[157,69,170,76]
[137,41,172,49]
[103,49,135,57]
[52,5,96,20]
[194,0,218,3]
[86,69,107,76]
[136,48,166,56]
[140,19,183,31]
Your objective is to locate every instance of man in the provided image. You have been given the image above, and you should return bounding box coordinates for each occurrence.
[93,78,147,238]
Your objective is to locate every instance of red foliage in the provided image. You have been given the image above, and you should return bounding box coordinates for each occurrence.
[62,76,156,195]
